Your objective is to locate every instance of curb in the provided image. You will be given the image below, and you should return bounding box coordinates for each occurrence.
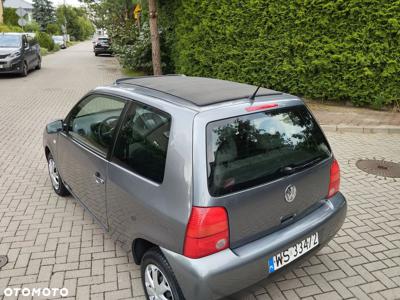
[321,125,400,134]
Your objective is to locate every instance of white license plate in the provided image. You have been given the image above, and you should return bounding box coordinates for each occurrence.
[268,232,319,273]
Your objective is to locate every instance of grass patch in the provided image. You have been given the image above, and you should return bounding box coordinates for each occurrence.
[121,68,146,77]
[40,48,49,56]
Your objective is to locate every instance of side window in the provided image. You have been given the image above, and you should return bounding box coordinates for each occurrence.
[112,102,171,183]
[68,95,126,155]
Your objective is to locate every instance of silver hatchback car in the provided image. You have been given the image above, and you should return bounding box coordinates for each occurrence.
[43,76,347,300]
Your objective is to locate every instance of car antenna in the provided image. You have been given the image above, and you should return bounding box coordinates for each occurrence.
[248,85,262,103]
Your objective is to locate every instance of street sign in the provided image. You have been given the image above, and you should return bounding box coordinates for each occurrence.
[18,18,27,27]
[16,7,27,17]
[134,4,142,20]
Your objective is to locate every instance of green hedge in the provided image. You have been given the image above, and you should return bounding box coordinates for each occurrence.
[0,24,23,33]
[36,31,55,51]
[160,0,400,107]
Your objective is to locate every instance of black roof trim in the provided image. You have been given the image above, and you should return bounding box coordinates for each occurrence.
[115,75,283,107]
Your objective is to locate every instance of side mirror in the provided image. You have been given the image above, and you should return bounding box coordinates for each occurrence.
[46,119,64,133]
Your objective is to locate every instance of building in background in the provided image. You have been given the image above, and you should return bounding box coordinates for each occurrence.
[4,0,33,22]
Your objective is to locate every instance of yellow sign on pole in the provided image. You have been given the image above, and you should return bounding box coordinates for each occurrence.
[134,4,142,20]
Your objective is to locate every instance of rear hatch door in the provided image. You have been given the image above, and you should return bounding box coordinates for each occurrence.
[197,102,333,248]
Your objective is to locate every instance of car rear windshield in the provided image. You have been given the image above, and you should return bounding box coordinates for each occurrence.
[207,105,331,197]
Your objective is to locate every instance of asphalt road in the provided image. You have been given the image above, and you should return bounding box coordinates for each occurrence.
[0,41,399,300]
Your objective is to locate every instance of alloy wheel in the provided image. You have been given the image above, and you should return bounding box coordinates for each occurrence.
[48,158,60,190]
[144,264,174,300]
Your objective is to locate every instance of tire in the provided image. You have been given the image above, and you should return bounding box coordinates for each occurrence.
[20,62,28,77]
[141,248,185,300]
[35,57,41,70]
[47,153,70,196]
[95,52,99,56]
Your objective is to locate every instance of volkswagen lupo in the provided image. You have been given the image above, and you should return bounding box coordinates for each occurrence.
[43,76,347,300]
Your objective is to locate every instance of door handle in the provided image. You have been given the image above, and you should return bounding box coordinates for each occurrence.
[94,172,105,184]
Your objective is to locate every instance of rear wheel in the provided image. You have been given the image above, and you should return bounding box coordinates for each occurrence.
[141,248,185,300]
[95,52,99,56]
[47,153,69,196]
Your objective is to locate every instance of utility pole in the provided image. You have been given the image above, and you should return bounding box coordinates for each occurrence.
[148,0,162,75]
[0,0,4,24]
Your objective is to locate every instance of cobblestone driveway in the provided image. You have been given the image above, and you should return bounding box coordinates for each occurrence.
[0,42,399,300]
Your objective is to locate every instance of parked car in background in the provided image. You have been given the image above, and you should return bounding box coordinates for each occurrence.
[0,33,41,77]
[93,36,112,56]
[52,35,67,49]
[43,76,347,300]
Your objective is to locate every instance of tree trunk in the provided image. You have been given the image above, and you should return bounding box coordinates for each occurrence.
[148,0,162,75]
[0,0,4,24]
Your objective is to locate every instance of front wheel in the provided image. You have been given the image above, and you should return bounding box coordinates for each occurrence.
[35,57,41,70]
[141,248,185,300]
[20,62,28,77]
[47,153,69,196]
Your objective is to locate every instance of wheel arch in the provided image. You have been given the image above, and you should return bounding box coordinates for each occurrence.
[132,238,157,265]
[44,146,51,160]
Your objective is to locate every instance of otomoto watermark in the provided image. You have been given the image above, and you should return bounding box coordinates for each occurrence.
[3,287,69,297]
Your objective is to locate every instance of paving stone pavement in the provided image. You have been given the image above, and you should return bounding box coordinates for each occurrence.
[0,42,399,300]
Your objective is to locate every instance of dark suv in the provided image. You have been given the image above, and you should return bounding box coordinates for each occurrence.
[43,76,347,300]
[93,36,112,56]
[0,33,41,76]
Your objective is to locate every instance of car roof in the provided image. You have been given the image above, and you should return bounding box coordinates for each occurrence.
[115,75,282,107]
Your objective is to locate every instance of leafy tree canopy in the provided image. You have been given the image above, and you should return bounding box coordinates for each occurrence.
[32,0,56,30]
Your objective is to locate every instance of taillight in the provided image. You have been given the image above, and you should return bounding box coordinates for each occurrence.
[328,159,340,198]
[183,207,229,259]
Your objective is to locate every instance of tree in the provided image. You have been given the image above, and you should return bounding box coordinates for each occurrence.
[4,7,18,26]
[33,0,56,31]
[148,0,162,75]
[56,5,94,41]
[0,0,4,24]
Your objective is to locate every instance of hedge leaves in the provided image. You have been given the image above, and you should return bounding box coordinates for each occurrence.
[160,0,400,107]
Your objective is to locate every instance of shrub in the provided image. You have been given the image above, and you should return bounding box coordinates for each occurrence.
[36,31,55,51]
[25,22,41,33]
[4,8,19,26]
[112,23,153,73]
[46,23,61,35]
[40,47,49,56]
[0,24,23,33]
[159,0,400,107]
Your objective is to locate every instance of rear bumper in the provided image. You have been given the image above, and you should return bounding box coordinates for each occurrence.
[94,47,112,54]
[162,192,347,300]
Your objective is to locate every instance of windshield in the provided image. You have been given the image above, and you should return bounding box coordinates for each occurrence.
[207,105,331,196]
[0,35,21,48]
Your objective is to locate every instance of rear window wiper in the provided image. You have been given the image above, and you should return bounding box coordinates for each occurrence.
[280,156,326,175]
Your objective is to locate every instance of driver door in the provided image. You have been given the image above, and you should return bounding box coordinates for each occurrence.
[57,94,127,227]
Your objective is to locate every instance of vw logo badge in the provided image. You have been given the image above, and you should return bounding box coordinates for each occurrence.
[285,185,297,203]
